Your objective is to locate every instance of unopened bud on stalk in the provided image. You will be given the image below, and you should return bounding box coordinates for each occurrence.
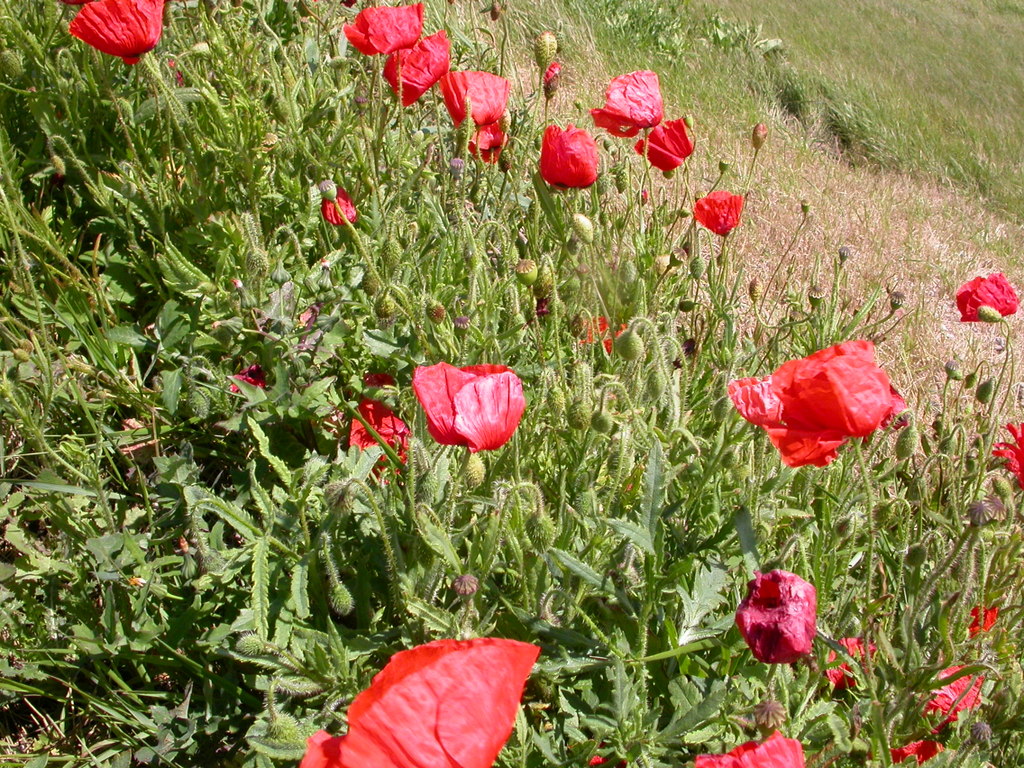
[235,633,270,658]
[895,419,919,459]
[425,298,446,323]
[0,49,25,80]
[516,258,539,286]
[534,31,558,69]
[571,213,594,244]
[904,543,927,567]
[317,179,337,201]
[751,122,768,150]
[748,278,762,303]
[50,154,66,178]
[975,377,995,404]
[533,263,554,299]
[614,327,644,361]
[590,409,613,434]
[977,305,1003,323]
[462,452,486,488]
[566,399,591,430]
[543,61,561,99]
[992,474,1014,505]
[498,110,511,134]
[329,583,354,615]
[488,1,503,21]
[375,294,397,322]
[246,249,269,278]
[689,255,705,280]
[678,299,696,312]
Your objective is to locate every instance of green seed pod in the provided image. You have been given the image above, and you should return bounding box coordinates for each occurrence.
[515,258,538,286]
[571,213,594,244]
[566,399,592,430]
[895,420,919,460]
[590,409,614,434]
[463,453,486,489]
[329,582,354,616]
[270,262,290,285]
[614,327,644,361]
[905,543,927,568]
[976,377,995,404]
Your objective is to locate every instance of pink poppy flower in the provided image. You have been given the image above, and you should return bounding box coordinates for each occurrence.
[590,71,663,138]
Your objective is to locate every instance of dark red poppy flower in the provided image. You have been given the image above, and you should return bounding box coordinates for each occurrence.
[694,190,744,236]
[349,374,410,466]
[469,122,506,164]
[344,3,424,56]
[925,666,983,730]
[825,637,875,690]
[60,0,93,5]
[539,124,599,189]
[634,117,693,172]
[589,755,626,767]
[992,423,1024,488]
[299,638,540,768]
[695,730,806,767]
[439,71,510,128]
[412,362,526,452]
[321,190,358,226]
[68,0,164,65]
[383,30,450,106]
[581,317,626,354]
[230,364,266,393]
[728,340,902,467]
[590,70,663,138]
[890,740,943,765]
[955,273,1018,322]
[543,61,561,98]
[969,605,998,637]
[735,570,817,664]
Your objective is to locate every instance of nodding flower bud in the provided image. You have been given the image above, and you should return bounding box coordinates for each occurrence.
[752,122,768,150]
[748,278,762,303]
[462,452,485,488]
[571,213,594,245]
[498,110,511,134]
[317,179,338,201]
[614,327,644,361]
[977,305,1004,323]
[534,31,558,69]
[426,298,446,323]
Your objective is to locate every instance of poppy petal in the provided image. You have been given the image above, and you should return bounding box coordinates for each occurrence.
[453,371,526,452]
[412,362,477,446]
[68,0,164,65]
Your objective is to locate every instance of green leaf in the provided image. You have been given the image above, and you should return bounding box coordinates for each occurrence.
[252,537,270,639]
[550,548,607,591]
[733,505,760,574]
[249,420,293,488]
[606,518,654,555]
[640,438,664,535]
[291,556,310,620]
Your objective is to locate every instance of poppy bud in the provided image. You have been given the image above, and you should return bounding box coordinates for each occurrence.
[678,299,696,312]
[533,264,554,299]
[525,509,556,549]
[375,294,397,322]
[752,122,768,150]
[516,258,539,286]
[187,387,211,419]
[50,154,66,178]
[975,377,995,404]
[753,700,786,735]
[0,49,24,80]
[264,712,305,746]
[895,419,919,459]
[614,327,644,361]
[566,399,592,430]
[452,573,480,596]
[488,2,502,21]
[534,31,558,69]
[992,474,1014,505]
[463,452,486,488]
[963,370,977,389]
[246,249,269,278]
[362,270,381,297]
[905,543,927,567]
[748,278,762,303]
[572,213,594,244]
[543,61,561,99]
[735,570,817,664]
[977,305,1003,323]
[612,164,628,193]
[235,633,270,658]
[689,255,705,280]
[944,360,963,381]
[329,583,354,615]
[590,409,613,434]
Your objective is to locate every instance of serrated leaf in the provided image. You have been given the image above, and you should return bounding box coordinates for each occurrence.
[249,420,292,488]
[252,537,270,639]
[733,505,760,574]
[414,510,461,570]
[184,486,260,540]
[606,518,654,554]
[550,548,607,591]
[291,557,310,620]
[640,438,664,535]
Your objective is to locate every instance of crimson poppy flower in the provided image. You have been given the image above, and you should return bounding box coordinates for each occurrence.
[344,3,424,56]
[969,605,998,637]
[891,741,943,765]
[735,570,816,664]
[299,638,540,768]
[321,190,358,226]
[539,124,599,189]
[992,423,1024,488]
[543,61,561,98]
[68,0,164,65]
[383,30,450,106]
[694,190,744,236]
[925,666,983,730]
[581,317,627,354]
[590,70,663,138]
[955,272,1019,322]
[633,117,693,172]
[349,374,410,466]
[695,730,806,767]
[728,340,903,467]
[230,364,266,393]
[468,122,507,164]
[825,637,875,690]
[412,362,526,452]
[439,71,510,128]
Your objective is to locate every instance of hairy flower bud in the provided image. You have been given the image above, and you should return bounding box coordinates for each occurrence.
[571,213,594,245]
[533,31,558,69]
[614,327,644,361]
[751,122,768,150]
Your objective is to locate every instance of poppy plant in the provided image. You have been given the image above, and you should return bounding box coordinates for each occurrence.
[825,637,875,690]
[299,638,540,768]
[694,190,744,237]
[634,117,693,172]
[68,0,164,65]
[955,272,1019,321]
[735,570,817,664]
[383,30,450,107]
[321,189,358,226]
[890,740,944,765]
[349,375,410,467]
[728,340,904,468]
[412,362,526,452]
[992,423,1024,488]
[694,730,806,767]
[439,71,510,128]
[539,124,599,189]
[344,3,424,56]
[968,605,998,637]
[590,70,663,138]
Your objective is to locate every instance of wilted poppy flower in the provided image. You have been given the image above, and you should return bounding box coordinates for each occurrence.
[68,0,164,65]
[321,189,358,226]
[728,340,903,467]
[634,117,693,172]
[890,740,944,765]
[349,374,410,466]
[735,570,817,664]
[543,61,561,99]
[694,190,744,236]
[439,71,510,127]
[230,364,266,393]
[695,730,806,767]
[590,70,663,138]
[299,638,540,768]
[383,30,450,106]
[992,423,1024,488]
[969,605,998,637]
[468,123,507,164]
[955,273,1019,322]
[413,362,526,452]
[539,124,599,189]
[825,637,876,690]
[344,3,424,56]
[581,317,627,354]
[925,666,984,730]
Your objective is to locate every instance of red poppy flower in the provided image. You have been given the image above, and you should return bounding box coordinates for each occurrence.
[955,272,1019,322]
[694,190,744,236]
[589,755,626,767]
[230,364,266,393]
[344,3,424,56]
[992,423,1024,488]
[439,71,510,128]
[321,190,358,226]
[60,0,93,5]
[543,61,561,98]
[695,730,806,767]
[468,122,507,164]
[349,374,410,466]
[299,638,540,768]
[728,340,902,467]
[825,637,875,690]
[539,124,599,189]
[590,70,663,138]
[925,666,983,730]
[412,362,526,452]
[383,30,450,106]
[634,117,693,172]
[581,317,627,354]
[969,605,998,637]
[68,0,164,65]
[890,740,944,765]
[735,570,817,664]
